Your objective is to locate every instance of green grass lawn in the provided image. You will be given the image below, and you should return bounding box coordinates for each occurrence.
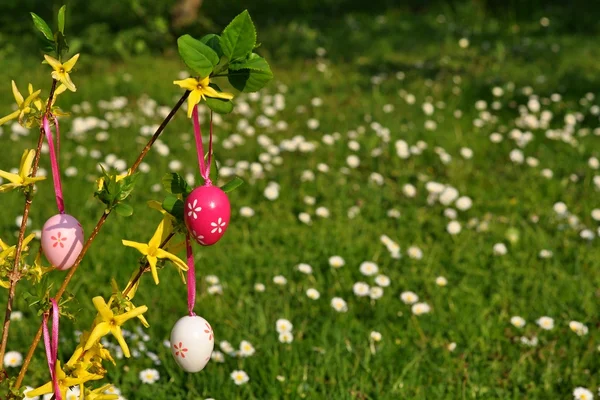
[0,8,599,400]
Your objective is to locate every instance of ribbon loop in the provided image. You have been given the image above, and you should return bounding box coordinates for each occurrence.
[185,233,196,316]
[43,298,61,400]
[42,116,65,214]
[191,105,213,186]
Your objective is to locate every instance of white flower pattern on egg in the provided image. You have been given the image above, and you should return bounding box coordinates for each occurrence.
[192,230,206,245]
[187,199,202,219]
[210,217,227,234]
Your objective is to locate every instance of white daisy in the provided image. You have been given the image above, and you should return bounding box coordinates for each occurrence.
[239,340,255,357]
[400,291,419,304]
[370,331,382,342]
[276,319,293,333]
[139,368,160,384]
[331,297,348,312]
[278,331,294,343]
[510,316,526,328]
[306,288,320,300]
[353,282,370,297]
[359,262,379,276]
[329,256,345,268]
[411,302,431,315]
[230,370,250,385]
[3,351,22,367]
[536,316,554,330]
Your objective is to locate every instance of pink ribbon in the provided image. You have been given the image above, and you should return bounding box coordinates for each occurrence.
[42,116,65,214]
[185,233,196,316]
[42,298,61,400]
[191,105,213,186]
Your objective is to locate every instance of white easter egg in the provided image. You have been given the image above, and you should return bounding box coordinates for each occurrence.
[170,315,214,373]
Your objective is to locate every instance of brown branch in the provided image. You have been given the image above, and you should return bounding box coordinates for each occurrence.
[14,91,189,389]
[0,80,58,370]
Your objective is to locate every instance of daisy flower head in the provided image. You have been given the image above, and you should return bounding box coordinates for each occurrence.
[331,297,348,313]
[400,291,419,304]
[493,243,508,256]
[435,276,448,286]
[407,246,423,260]
[329,256,345,268]
[569,321,589,336]
[573,387,593,400]
[369,286,384,300]
[375,274,390,287]
[370,331,382,342]
[353,282,370,297]
[230,370,250,385]
[239,340,255,357]
[278,331,294,343]
[536,316,554,330]
[306,288,320,300]
[139,368,160,384]
[276,319,293,333]
[296,263,313,274]
[211,350,225,363]
[359,261,379,276]
[3,351,22,367]
[510,316,526,328]
[411,302,431,316]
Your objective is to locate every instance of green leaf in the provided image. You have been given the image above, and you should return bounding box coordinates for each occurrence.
[221,176,244,193]
[114,203,134,217]
[162,172,192,195]
[177,34,219,78]
[162,195,184,220]
[58,5,66,34]
[206,96,234,114]
[228,54,273,92]
[200,34,224,59]
[117,173,140,201]
[220,10,256,61]
[30,13,54,41]
[229,53,270,72]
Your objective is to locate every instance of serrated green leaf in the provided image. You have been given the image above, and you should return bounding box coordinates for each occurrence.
[114,203,134,217]
[177,34,219,78]
[58,5,66,34]
[205,96,234,114]
[228,60,273,93]
[220,10,256,61]
[162,195,184,220]
[221,176,244,193]
[162,172,192,195]
[200,33,224,59]
[31,13,54,41]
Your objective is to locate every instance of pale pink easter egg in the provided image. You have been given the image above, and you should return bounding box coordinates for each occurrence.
[41,213,84,270]
[184,185,231,246]
[170,315,214,373]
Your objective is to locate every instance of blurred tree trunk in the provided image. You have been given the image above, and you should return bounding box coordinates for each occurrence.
[172,0,203,29]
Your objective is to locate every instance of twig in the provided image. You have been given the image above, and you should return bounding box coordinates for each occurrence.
[14,90,189,389]
[0,79,58,369]
[130,91,190,173]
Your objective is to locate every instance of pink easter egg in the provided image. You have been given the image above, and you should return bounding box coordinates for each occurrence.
[170,315,214,373]
[184,185,231,246]
[41,213,84,270]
